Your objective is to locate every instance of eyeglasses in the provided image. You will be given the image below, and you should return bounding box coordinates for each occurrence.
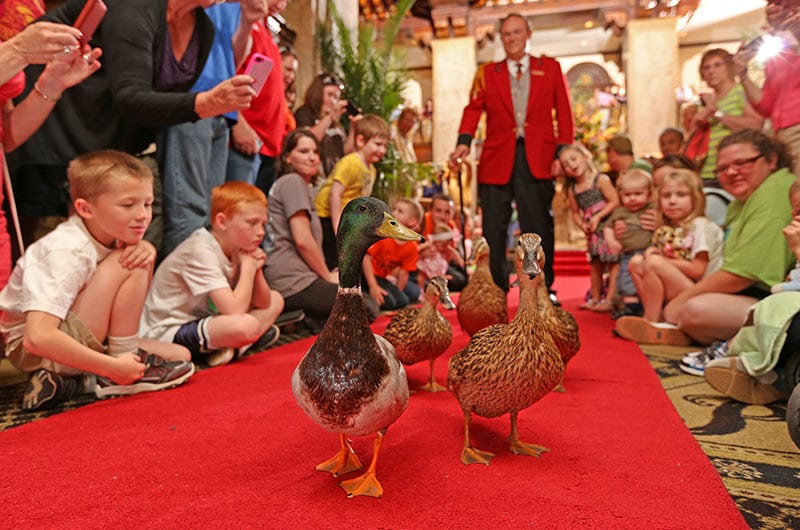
[713,154,764,178]
[321,75,344,90]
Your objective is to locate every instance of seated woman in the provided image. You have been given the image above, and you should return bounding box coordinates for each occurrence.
[617,130,796,372]
[264,128,377,333]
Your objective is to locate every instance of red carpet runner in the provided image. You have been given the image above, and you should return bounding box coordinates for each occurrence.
[0,277,746,528]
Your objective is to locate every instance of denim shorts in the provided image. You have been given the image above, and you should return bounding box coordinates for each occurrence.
[617,250,645,297]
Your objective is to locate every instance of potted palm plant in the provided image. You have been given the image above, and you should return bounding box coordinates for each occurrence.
[316,0,433,204]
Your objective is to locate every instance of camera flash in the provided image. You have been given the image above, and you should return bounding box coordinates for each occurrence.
[756,34,786,62]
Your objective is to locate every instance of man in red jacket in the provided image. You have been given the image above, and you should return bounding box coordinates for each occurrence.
[449,13,573,294]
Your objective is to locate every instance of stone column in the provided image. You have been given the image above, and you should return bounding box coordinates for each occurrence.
[431,36,476,166]
[624,17,679,157]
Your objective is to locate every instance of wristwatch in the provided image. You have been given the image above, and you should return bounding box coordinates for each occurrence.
[713,110,725,121]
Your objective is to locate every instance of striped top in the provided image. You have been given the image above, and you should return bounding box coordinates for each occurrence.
[700,83,748,180]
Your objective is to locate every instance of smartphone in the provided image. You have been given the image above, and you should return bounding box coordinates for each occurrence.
[73,0,108,47]
[243,53,274,96]
[346,100,360,117]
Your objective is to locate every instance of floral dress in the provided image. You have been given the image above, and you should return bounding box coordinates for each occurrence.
[573,174,619,263]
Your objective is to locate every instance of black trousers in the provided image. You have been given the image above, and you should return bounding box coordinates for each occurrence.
[478,141,555,291]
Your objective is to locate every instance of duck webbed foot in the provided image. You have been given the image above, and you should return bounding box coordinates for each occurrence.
[420,360,447,392]
[460,411,495,465]
[316,434,363,477]
[339,430,386,498]
[507,410,550,457]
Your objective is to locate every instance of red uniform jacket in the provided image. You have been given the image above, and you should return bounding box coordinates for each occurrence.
[457,55,574,185]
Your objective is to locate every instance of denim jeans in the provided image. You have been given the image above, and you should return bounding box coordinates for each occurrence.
[158,117,229,256]
[226,148,260,185]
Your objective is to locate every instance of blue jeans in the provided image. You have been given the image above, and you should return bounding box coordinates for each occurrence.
[617,250,645,297]
[158,117,229,256]
[226,148,260,185]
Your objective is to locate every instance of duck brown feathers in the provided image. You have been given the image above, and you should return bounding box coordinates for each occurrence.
[456,237,508,336]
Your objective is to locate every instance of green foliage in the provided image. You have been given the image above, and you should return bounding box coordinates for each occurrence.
[317,0,414,120]
[317,0,432,204]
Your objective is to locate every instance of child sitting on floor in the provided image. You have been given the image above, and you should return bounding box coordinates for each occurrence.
[363,197,424,310]
[140,181,285,367]
[0,150,195,411]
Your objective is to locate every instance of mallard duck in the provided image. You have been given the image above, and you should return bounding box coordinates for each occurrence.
[292,197,423,498]
[456,237,508,336]
[447,233,565,466]
[382,276,455,392]
[534,267,580,392]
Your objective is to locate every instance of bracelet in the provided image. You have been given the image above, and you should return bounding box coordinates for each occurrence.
[33,82,60,102]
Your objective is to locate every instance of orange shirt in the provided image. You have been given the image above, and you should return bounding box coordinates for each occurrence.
[367,238,419,278]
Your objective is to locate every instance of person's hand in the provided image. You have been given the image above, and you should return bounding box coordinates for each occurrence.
[196,75,256,118]
[36,46,102,99]
[607,238,622,255]
[369,284,387,306]
[238,249,261,270]
[326,270,339,284]
[230,118,259,156]
[783,215,800,255]
[612,219,627,240]
[733,47,754,77]
[448,144,470,173]
[588,214,601,233]
[644,246,661,259]
[7,22,82,65]
[248,247,267,268]
[639,208,658,231]
[118,240,156,269]
[108,352,146,385]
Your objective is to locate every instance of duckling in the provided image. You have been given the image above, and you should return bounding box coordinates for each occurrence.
[534,268,580,392]
[382,276,455,392]
[456,237,508,336]
[292,197,423,498]
[447,233,564,466]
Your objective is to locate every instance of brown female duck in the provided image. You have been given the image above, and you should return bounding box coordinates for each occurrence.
[382,276,455,392]
[534,264,580,392]
[447,233,564,465]
[456,237,508,336]
[292,197,423,498]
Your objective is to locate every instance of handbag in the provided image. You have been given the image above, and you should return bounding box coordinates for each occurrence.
[683,124,710,169]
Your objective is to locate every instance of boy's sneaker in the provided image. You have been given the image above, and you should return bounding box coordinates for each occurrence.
[679,340,728,376]
[206,347,235,367]
[95,352,194,398]
[237,325,281,359]
[22,369,87,411]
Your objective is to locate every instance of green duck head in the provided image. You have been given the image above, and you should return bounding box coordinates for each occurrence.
[337,197,423,289]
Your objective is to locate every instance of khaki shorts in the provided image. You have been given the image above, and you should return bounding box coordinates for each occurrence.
[5,312,105,375]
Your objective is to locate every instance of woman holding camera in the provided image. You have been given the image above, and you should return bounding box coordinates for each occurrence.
[294,72,357,176]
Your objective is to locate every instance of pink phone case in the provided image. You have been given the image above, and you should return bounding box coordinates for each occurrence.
[73,0,108,46]
[244,53,274,96]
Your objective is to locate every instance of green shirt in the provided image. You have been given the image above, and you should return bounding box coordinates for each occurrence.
[700,84,748,180]
[722,167,796,291]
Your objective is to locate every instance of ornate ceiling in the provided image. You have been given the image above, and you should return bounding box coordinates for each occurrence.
[360,0,701,43]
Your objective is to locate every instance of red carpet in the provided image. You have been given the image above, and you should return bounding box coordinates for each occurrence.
[0,277,746,528]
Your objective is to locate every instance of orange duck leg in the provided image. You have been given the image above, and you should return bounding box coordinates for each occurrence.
[316,433,363,477]
[507,410,549,457]
[460,411,495,465]
[339,430,388,498]
[420,359,447,392]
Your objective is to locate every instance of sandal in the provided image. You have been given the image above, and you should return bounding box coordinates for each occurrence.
[591,299,615,313]
[579,299,599,310]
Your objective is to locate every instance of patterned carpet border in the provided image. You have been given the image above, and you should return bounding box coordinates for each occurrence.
[641,344,800,529]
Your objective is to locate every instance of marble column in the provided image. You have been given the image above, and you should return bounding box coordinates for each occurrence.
[431,37,476,165]
[624,17,679,157]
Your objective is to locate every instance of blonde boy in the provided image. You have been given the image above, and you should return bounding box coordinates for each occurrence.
[141,181,285,367]
[315,114,392,269]
[0,150,195,410]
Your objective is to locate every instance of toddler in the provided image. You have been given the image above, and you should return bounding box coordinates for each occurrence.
[559,143,620,312]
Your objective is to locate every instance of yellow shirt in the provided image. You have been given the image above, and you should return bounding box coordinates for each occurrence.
[314,152,376,218]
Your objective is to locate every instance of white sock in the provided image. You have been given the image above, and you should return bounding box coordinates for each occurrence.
[107,334,138,357]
